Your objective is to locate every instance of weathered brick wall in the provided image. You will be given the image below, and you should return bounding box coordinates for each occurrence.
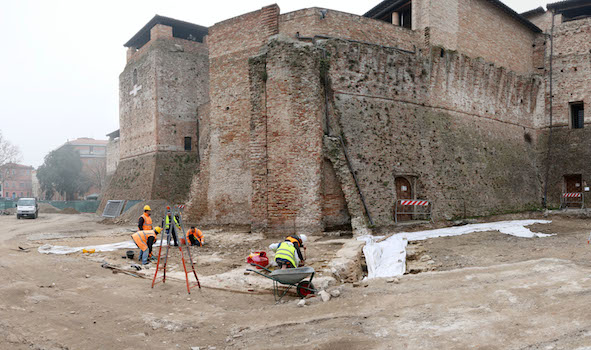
[249,38,325,234]
[279,8,420,51]
[196,5,280,225]
[324,39,543,223]
[415,0,538,74]
[106,138,119,177]
[538,17,591,206]
[321,158,351,228]
[154,40,208,153]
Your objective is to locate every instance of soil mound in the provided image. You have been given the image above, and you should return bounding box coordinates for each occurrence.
[1,208,16,215]
[114,200,168,225]
[39,203,61,214]
[61,207,80,214]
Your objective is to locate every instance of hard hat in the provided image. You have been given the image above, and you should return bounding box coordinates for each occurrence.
[154,226,162,234]
[144,205,151,211]
[300,234,307,243]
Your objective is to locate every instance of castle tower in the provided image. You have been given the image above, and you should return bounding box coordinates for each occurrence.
[100,15,209,210]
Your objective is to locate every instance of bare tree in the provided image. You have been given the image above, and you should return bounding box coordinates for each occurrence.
[84,158,107,192]
[0,130,21,167]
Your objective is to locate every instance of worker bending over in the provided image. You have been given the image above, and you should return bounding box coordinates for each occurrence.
[138,205,153,231]
[270,235,307,269]
[132,226,162,265]
[186,226,204,246]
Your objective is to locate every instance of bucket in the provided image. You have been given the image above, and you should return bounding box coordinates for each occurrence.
[126,250,135,259]
[247,251,269,269]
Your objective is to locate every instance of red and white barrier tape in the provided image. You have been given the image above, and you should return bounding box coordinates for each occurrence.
[400,200,429,206]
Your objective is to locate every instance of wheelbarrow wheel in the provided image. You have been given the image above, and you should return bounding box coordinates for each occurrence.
[296,281,315,298]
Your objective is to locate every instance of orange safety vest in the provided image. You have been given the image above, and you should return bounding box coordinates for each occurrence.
[132,230,156,251]
[186,228,204,243]
[141,213,153,230]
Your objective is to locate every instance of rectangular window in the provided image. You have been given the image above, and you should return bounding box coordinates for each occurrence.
[184,137,192,151]
[571,102,584,129]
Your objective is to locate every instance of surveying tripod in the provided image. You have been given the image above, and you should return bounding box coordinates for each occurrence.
[151,205,201,294]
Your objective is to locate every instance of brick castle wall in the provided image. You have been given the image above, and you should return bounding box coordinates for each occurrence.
[325,39,544,223]
[414,0,539,74]
[538,17,591,206]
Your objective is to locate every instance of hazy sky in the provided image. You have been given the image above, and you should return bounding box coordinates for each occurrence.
[0,0,547,167]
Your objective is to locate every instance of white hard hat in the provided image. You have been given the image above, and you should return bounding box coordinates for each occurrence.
[300,234,307,243]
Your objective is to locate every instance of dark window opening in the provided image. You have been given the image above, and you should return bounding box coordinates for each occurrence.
[571,102,584,129]
[184,137,192,151]
[373,1,412,29]
[133,69,138,85]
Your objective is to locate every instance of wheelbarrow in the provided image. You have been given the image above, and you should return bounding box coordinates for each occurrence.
[246,264,317,302]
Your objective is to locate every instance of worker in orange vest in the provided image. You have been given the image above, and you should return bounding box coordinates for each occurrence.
[132,226,162,265]
[186,226,204,246]
[138,205,153,231]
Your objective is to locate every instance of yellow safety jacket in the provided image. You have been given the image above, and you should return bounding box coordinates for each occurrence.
[165,215,180,230]
[275,242,296,268]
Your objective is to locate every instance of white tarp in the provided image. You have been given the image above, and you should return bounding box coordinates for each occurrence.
[360,220,553,279]
[38,239,170,255]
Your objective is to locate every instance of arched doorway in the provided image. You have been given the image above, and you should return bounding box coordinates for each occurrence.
[395,177,412,221]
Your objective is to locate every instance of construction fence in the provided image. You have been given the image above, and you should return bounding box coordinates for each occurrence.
[0,199,100,213]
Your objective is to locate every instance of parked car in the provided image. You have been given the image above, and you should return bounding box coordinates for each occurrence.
[16,198,38,219]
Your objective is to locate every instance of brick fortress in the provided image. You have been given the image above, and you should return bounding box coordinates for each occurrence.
[100,0,591,234]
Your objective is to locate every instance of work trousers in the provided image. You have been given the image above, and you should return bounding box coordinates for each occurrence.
[166,227,179,246]
[188,235,203,246]
[136,245,149,265]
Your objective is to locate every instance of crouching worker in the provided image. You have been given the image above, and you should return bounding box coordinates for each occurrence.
[286,234,307,266]
[270,240,299,269]
[132,226,162,265]
[186,226,204,246]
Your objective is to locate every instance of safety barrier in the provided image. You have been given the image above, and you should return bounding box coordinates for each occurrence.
[561,192,584,209]
[394,200,433,223]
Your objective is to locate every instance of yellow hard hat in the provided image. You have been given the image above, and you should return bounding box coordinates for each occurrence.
[154,226,162,234]
[144,205,151,211]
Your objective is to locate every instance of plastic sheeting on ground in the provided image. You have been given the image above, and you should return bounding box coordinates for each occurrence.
[359,220,553,279]
[38,239,170,255]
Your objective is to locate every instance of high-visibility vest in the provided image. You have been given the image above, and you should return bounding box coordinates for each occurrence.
[275,242,296,268]
[165,215,179,229]
[186,229,204,243]
[141,213,152,230]
[132,230,156,251]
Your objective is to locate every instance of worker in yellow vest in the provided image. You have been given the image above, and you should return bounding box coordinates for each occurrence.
[286,234,307,266]
[162,212,180,246]
[270,240,298,269]
[186,226,204,246]
[132,226,162,265]
[138,205,153,231]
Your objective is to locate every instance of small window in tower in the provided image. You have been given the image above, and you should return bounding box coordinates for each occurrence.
[184,137,192,151]
[571,102,584,129]
[133,69,138,85]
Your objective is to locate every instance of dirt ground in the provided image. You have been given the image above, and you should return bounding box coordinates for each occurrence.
[2,213,591,349]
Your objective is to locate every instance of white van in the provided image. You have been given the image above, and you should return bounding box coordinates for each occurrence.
[16,198,39,219]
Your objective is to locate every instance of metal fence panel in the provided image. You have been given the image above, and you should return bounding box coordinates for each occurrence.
[40,200,101,213]
[102,200,126,218]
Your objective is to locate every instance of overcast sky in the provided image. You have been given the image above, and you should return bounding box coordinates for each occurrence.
[0,0,547,167]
